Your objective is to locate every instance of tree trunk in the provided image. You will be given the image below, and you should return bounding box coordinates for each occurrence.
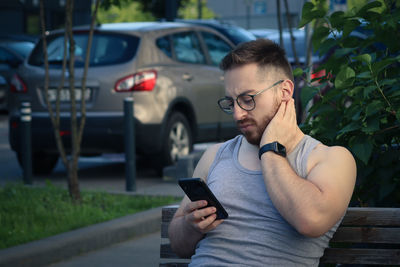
[39,0,100,202]
[67,160,81,201]
[283,0,302,123]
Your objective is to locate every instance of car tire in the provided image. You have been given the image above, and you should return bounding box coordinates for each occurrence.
[159,112,193,169]
[17,151,59,175]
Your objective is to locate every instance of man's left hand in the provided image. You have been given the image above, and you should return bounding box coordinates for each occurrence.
[260,98,298,149]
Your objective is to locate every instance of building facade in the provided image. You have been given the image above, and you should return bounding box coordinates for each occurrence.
[206,0,306,30]
[0,0,91,38]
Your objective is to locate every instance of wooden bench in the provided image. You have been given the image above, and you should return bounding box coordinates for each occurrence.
[160,205,400,266]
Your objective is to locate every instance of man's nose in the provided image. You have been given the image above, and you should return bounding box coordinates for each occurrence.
[233,102,247,121]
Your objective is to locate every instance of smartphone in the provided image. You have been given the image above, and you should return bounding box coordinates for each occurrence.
[178,178,228,220]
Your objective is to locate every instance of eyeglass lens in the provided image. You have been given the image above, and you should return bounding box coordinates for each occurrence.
[218,95,254,114]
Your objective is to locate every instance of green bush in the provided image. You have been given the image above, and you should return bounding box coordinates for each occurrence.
[298,0,400,206]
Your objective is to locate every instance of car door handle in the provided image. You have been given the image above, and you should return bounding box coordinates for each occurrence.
[182,73,193,81]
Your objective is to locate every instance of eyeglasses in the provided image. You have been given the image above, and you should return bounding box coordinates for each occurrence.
[218,80,284,114]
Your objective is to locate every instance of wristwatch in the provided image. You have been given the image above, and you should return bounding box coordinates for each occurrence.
[259,142,287,159]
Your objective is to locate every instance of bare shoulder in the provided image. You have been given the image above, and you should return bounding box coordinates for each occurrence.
[192,143,223,181]
[312,144,355,166]
[308,143,357,183]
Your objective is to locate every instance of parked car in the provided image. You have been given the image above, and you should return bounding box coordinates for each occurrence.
[0,39,35,110]
[250,28,322,68]
[8,22,239,174]
[175,19,257,45]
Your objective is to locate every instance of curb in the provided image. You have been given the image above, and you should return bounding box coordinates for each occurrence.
[0,206,163,267]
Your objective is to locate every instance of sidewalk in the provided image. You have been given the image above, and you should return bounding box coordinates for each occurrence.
[48,231,162,267]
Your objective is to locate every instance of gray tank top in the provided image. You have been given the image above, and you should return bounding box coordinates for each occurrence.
[189,135,341,266]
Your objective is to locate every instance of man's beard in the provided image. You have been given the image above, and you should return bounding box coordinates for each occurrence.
[238,116,270,145]
[237,99,280,146]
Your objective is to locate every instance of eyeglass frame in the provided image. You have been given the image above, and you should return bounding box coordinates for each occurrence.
[217,79,284,114]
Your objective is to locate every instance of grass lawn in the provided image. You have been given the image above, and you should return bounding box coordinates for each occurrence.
[0,182,180,249]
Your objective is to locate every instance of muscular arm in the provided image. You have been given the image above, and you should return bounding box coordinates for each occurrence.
[261,145,356,237]
[168,143,222,258]
[260,99,356,237]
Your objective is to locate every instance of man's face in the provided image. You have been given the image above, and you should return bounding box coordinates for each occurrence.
[224,63,281,145]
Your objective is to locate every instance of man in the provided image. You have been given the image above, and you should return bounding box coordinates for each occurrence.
[168,39,356,266]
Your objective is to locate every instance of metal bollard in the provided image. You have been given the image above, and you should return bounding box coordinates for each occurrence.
[20,102,32,184]
[124,97,136,191]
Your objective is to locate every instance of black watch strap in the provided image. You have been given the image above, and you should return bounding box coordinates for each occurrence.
[259,142,287,159]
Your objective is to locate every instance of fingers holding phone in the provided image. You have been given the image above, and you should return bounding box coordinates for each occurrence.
[183,200,223,234]
[179,178,228,234]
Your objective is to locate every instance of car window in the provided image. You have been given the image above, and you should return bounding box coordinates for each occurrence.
[5,42,34,58]
[29,33,139,68]
[156,36,172,58]
[219,26,256,45]
[172,32,205,64]
[201,32,231,66]
[0,47,17,63]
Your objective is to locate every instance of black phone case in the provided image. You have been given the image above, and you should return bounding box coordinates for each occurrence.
[178,178,228,220]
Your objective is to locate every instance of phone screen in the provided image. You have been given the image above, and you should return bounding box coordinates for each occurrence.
[178,178,228,220]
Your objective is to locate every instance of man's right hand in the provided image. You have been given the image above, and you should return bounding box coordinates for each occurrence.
[183,200,224,235]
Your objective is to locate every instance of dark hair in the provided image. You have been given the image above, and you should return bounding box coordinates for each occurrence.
[220,38,294,82]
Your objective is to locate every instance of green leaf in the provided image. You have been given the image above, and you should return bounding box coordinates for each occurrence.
[356,1,382,18]
[339,121,361,134]
[372,58,396,76]
[352,110,362,121]
[354,54,372,65]
[357,71,372,79]
[348,86,363,97]
[300,86,319,111]
[334,47,357,58]
[363,85,376,98]
[318,38,339,56]
[293,67,303,77]
[335,67,355,89]
[343,19,361,38]
[312,26,330,51]
[329,11,345,29]
[298,2,315,28]
[366,100,383,116]
[389,89,400,98]
[363,116,380,133]
[380,79,397,86]
[351,138,373,165]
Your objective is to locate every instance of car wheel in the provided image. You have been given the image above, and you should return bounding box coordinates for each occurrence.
[161,112,193,168]
[17,151,59,175]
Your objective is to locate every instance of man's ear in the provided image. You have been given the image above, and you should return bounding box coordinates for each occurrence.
[280,79,294,102]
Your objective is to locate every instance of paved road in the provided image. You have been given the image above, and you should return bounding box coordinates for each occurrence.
[0,113,184,197]
[0,113,23,183]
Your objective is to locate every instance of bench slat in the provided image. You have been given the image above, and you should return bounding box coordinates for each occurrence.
[331,227,400,243]
[162,205,179,222]
[161,222,169,238]
[342,208,400,226]
[320,248,400,265]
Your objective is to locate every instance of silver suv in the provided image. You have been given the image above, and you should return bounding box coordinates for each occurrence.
[8,22,239,174]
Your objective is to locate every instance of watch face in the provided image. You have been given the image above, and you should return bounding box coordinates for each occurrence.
[276,142,287,157]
